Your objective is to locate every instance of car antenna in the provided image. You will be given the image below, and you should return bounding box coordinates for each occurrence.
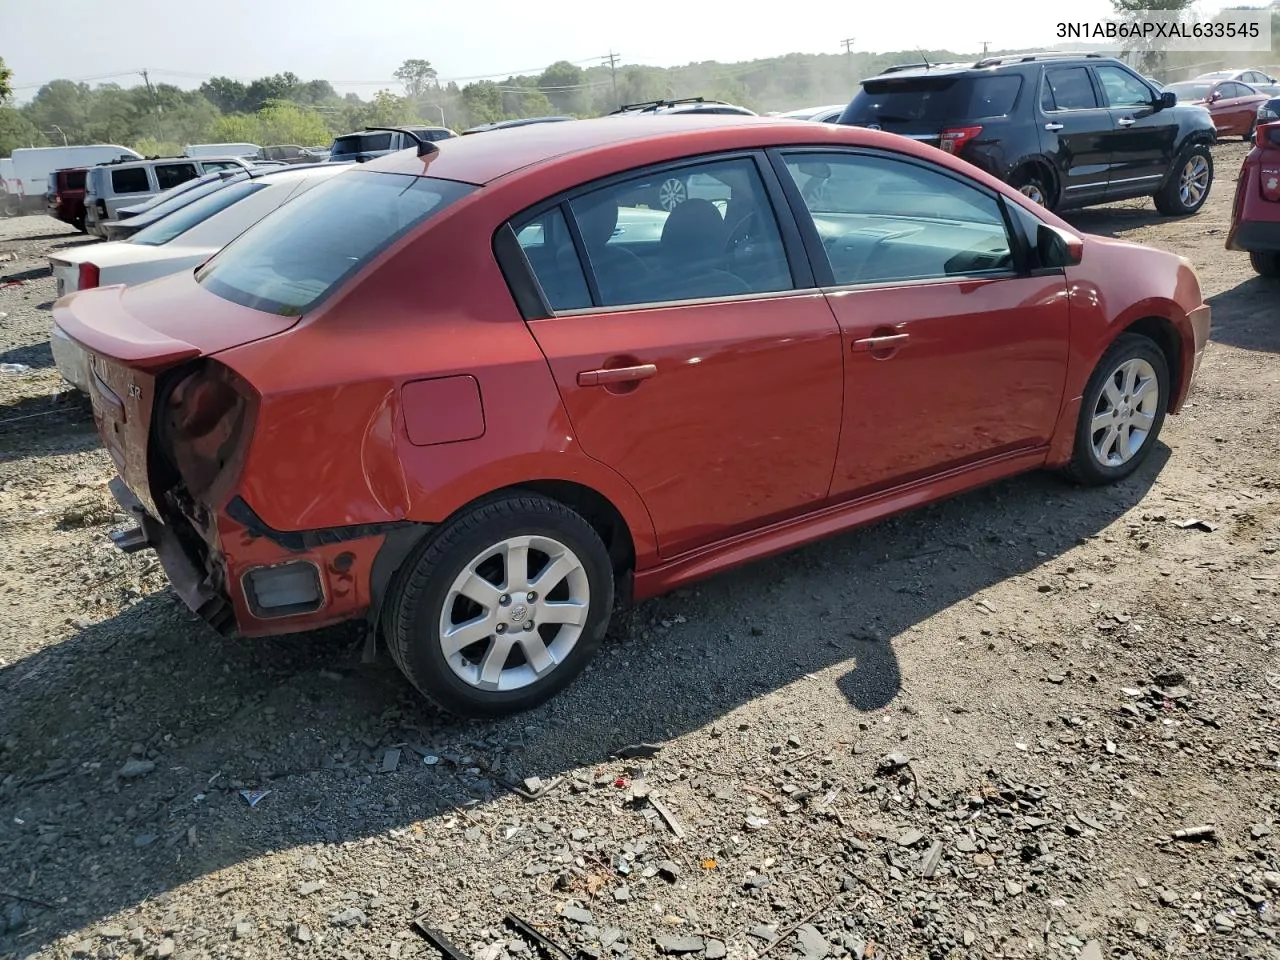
[918,49,931,70]
[363,125,438,158]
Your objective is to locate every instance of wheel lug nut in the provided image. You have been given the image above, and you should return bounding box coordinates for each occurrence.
[496,623,507,634]
[526,592,537,602]
[499,595,511,606]
[523,621,535,631]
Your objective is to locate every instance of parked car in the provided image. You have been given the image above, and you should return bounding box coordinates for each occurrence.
[1226,120,1280,276]
[4,144,140,217]
[327,125,457,163]
[778,104,847,122]
[46,167,89,232]
[1196,68,1280,95]
[55,114,1211,718]
[1163,79,1269,140]
[184,143,262,160]
[105,168,256,241]
[607,97,757,117]
[1257,95,1280,140]
[257,144,329,164]
[50,163,349,392]
[84,155,256,237]
[462,117,575,134]
[838,52,1217,215]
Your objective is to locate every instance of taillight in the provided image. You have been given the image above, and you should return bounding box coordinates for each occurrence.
[78,262,100,289]
[159,362,255,502]
[96,200,106,216]
[1261,167,1280,202]
[939,126,983,154]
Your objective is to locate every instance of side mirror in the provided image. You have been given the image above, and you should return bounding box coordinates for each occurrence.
[1037,222,1084,268]
[1159,90,1177,109]
[1207,91,1222,103]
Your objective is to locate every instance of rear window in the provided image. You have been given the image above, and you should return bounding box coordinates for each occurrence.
[131,180,268,247]
[196,171,473,316]
[331,132,393,156]
[137,172,248,222]
[841,74,1022,124]
[111,167,150,194]
[60,170,86,191]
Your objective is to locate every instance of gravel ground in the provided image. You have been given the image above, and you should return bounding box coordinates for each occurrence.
[1,140,1278,960]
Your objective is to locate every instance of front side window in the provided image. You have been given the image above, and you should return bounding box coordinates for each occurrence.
[512,207,591,311]
[155,162,199,190]
[197,171,473,315]
[1095,65,1154,107]
[782,152,1015,286]
[1042,67,1099,111]
[111,167,150,194]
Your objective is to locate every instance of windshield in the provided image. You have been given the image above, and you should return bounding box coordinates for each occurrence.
[129,179,269,247]
[196,171,473,316]
[1166,82,1212,101]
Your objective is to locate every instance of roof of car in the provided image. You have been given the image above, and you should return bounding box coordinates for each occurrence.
[364,113,882,185]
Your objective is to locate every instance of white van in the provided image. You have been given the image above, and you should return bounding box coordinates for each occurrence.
[83,155,255,237]
[183,143,261,160]
[2,144,140,216]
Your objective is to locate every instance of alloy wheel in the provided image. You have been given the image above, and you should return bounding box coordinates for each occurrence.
[438,534,590,692]
[1018,183,1046,205]
[1178,154,1210,208]
[1089,357,1160,467]
[657,177,687,211]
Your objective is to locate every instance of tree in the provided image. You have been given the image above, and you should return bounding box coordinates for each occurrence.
[538,60,586,115]
[459,81,504,126]
[256,102,331,145]
[243,72,299,112]
[200,76,248,113]
[394,59,438,99]
[1110,0,1196,75]
[0,108,43,154]
[0,56,11,104]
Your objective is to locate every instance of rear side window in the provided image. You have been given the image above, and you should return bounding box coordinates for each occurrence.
[196,170,473,316]
[111,167,150,194]
[1042,67,1099,111]
[332,133,393,155]
[966,76,1022,118]
[155,162,198,190]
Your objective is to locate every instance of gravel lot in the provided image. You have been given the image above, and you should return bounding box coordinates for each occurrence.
[1,140,1278,960]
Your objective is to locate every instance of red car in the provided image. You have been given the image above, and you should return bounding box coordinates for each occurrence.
[1164,79,1270,140]
[1227,120,1280,276]
[55,116,1212,717]
[46,167,88,232]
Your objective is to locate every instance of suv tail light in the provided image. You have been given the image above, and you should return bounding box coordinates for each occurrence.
[939,126,983,154]
[158,362,256,503]
[1261,166,1280,202]
[78,262,100,289]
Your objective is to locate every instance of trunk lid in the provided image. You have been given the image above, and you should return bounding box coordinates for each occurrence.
[53,271,298,516]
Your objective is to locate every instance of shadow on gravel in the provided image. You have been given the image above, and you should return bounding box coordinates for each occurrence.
[1,230,80,244]
[0,340,55,370]
[0,391,95,462]
[0,266,51,284]
[1058,206,1172,238]
[0,448,1165,951]
[1206,276,1280,353]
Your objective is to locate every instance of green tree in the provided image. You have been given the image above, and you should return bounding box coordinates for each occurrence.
[538,60,585,115]
[0,56,12,103]
[256,102,331,144]
[0,107,43,154]
[1110,0,1196,74]
[243,72,299,112]
[200,76,248,113]
[24,79,95,142]
[394,59,438,99]
[366,89,417,125]
[459,81,504,126]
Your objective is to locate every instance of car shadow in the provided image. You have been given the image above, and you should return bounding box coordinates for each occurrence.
[0,448,1166,951]
[1058,206,1174,238]
[0,266,51,285]
[0,340,55,371]
[1206,276,1280,352]
[0,390,95,463]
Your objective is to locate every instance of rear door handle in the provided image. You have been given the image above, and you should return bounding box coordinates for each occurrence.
[577,363,657,387]
[852,333,910,352]
[1117,117,1135,127]
[1044,122,1064,131]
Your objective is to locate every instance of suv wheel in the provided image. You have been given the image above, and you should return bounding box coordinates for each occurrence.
[1154,144,1213,215]
[655,176,688,211]
[1010,170,1052,209]
[1251,250,1280,277]
[386,494,615,718]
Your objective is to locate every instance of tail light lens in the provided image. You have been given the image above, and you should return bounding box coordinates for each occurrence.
[158,362,256,502]
[96,200,106,217]
[939,126,983,154]
[1261,166,1280,202]
[78,262,100,289]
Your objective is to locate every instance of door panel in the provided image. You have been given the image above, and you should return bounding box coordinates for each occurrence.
[526,297,844,556]
[1038,66,1113,201]
[1095,64,1178,193]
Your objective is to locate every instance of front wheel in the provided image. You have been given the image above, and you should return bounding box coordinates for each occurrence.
[1154,144,1213,215]
[1065,333,1170,486]
[386,494,614,718]
[1250,250,1280,277]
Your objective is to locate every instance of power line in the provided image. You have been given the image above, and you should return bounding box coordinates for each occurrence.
[841,38,856,55]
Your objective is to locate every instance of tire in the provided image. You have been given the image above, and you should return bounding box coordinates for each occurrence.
[386,494,614,718]
[73,214,87,234]
[1065,333,1170,486]
[653,175,688,211]
[1251,250,1280,277]
[1010,169,1053,210]
[1154,144,1213,215]
[1245,120,1256,142]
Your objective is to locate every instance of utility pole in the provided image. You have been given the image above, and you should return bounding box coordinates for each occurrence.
[980,40,991,55]
[602,51,620,108]
[140,68,163,143]
[841,37,856,55]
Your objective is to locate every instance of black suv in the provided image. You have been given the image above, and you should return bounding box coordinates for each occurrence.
[838,52,1217,215]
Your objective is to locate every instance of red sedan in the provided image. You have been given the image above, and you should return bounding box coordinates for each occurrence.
[1164,79,1270,140]
[54,116,1212,717]
[1227,119,1280,275]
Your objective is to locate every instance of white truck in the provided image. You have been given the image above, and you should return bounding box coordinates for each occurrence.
[183,143,261,159]
[2,144,141,216]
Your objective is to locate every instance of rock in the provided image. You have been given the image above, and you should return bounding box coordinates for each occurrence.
[1158,890,1178,907]
[292,923,313,943]
[298,880,325,896]
[749,925,777,942]
[1263,872,1280,891]
[1251,824,1272,840]
[129,929,145,945]
[1133,918,1149,936]
[974,853,995,868]
[897,829,926,848]
[921,840,944,878]
[745,873,771,890]
[1080,941,1103,960]
[156,939,175,959]
[655,936,704,954]
[562,905,594,924]
[955,837,977,853]
[657,859,680,882]
[329,907,367,927]
[98,926,125,939]
[1004,880,1023,896]
[6,904,26,932]
[705,940,727,960]
[571,828,590,841]
[879,753,911,773]
[963,931,976,947]
[234,921,253,940]
[134,834,158,848]
[119,759,156,779]
[613,886,630,903]
[795,925,830,959]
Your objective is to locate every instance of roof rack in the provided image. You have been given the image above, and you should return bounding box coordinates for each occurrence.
[973,51,1104,68]
[609,97,723,114]
[363,125,438,158]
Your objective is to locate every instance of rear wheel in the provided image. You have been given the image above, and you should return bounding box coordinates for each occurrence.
[1065,333,1169,486]
[1251,250,1280,277]
[1245,119,1256,142]
[386,494,614,718]
[1010,169,1053,210]
[1154,144,1213,215]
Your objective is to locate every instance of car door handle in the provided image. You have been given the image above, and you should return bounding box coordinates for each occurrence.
[577,363,657,387]
[852,333,910,352]
[1117,117,1135,127]
[1044,122,1064,131]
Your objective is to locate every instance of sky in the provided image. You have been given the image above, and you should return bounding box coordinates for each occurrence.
[3,0,1253,102]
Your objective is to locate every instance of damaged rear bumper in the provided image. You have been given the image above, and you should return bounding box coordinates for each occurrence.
[108,477,237,635]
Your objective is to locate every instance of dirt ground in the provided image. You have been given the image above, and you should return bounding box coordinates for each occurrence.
[1,140,1278,960]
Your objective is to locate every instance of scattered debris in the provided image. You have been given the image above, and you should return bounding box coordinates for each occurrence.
[238,788,271,808]
[1173,518,1217,532]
